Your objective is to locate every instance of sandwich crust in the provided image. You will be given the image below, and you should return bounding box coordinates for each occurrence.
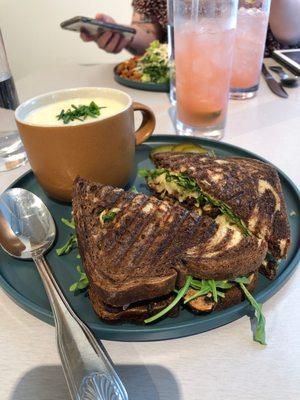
[89,285,178,322]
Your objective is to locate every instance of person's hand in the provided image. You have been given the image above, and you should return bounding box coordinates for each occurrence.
[80,13,132,54]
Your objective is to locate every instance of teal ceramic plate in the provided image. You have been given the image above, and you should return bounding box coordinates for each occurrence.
[0,136,299,341]
[113,65,169,92]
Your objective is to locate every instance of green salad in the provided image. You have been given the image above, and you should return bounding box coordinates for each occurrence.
[137,40,170,84]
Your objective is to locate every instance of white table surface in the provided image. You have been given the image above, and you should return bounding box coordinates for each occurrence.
[0,61,300,400]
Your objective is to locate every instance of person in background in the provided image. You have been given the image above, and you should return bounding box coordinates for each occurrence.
[80,0,167,55]
[266,0,300,56]
[81,0,300,56]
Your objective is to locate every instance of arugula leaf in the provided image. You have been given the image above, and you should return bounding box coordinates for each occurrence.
[209,280,218,302]
[185,279,233,304]
[61,217,75,229]
[238,282,266,345]
[144,276,193,323]
[183,286,212,304]
[235,276,251,285]
[208,149,216,158]
[131,185,138,193]
[138,168,167,179]
[69,265,89,292]
[56,233,77,256]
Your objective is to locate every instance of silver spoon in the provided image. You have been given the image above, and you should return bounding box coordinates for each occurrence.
[269,65,299,88]
[0,188,128,400]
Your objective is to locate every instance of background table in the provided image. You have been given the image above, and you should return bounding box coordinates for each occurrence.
[0,61,300,400]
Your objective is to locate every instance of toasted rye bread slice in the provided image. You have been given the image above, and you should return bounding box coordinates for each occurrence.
[182,215,267,280]
[89,284,178,323]
[73,177,203,307]
[151,152,291,260]
[185,272,258,313]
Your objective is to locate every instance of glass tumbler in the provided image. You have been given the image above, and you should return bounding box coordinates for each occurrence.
[167,0,176,105]
[0,29,27,171]
[230,0,271,99]
[174,0,238,140]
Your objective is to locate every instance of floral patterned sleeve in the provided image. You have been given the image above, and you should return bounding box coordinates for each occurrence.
[132,0,168,42]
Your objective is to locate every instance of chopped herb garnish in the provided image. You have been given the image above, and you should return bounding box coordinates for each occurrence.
[102,211,116,223]
[99,208,120,225]
[56,101,106,124]
[69,265,89,292]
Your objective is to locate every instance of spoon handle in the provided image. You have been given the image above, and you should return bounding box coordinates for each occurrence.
[33,255,128,400]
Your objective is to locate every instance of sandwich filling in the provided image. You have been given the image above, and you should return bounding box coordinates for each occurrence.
[140,168,250,235]
[141,168,275,269]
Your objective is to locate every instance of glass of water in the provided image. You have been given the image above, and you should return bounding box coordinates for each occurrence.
[0,29,27,171]
[167,0,176,105]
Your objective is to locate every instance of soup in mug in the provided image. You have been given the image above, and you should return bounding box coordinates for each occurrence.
[25,97,124,126]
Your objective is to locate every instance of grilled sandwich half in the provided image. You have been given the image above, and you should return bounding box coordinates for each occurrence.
[144,152,290,278]
[73,177,267,322]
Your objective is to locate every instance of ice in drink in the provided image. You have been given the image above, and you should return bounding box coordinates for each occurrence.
[175,20,235,133]
[230,7,269,96]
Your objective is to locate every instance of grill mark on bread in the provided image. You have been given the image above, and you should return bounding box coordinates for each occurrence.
[112,199,175,280]
[96,194,149,260]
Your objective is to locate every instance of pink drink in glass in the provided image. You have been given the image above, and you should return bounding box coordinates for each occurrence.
[230,4,270,99]
[175,23,235,134]
[175,18,235,138]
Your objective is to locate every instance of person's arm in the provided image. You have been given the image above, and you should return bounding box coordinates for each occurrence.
[80,12,162,55]
[269,0,300,45]
[128,11,163,54]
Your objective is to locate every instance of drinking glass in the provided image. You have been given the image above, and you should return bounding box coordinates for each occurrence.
[167,0,176,105]
[230,0,271,99]
[0,29,27,172]
[174,0,238,140]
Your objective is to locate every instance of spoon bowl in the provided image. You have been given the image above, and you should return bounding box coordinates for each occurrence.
[0,188,55,259]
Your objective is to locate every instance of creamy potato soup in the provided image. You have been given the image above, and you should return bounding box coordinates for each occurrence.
[25,97,125,126]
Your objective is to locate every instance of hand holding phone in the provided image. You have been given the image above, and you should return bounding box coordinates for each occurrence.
[61,14,136,54]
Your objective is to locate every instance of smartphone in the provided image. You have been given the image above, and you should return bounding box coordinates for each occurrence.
[60,16,136,39]
[272,49,300,75]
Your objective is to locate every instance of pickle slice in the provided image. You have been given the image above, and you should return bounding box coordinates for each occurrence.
[150,145,174,158]
[150,143,213,158]
[172,143,209,154]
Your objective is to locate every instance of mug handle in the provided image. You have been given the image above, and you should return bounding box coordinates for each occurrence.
[132,102,156,145]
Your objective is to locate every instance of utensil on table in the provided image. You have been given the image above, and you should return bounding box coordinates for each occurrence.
[262,64,288,98]
[0,188,128,400]
[269,65,299,88]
